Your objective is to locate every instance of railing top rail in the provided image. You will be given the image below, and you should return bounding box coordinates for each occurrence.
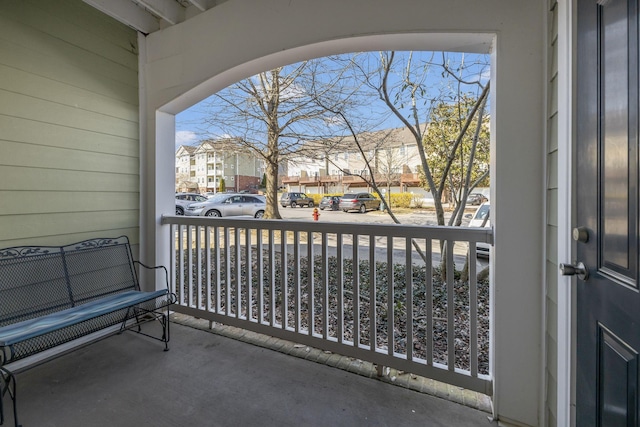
[161,215,494,244]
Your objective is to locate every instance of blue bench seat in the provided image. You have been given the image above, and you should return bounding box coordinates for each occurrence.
[0,289,168,347]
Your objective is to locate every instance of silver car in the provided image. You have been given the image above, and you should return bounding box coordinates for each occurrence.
[185,193,266,218]
[175,193,208,215]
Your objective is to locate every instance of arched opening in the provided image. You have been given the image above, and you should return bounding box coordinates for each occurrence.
[141,3,545,424]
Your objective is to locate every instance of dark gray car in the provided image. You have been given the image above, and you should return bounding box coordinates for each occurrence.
[340,193,381,213]
[280,192,314,208]
[319,196,340,211]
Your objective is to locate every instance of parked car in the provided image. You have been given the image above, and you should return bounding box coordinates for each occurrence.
[340,193,381,213]
[280,192,314,208]
[175,192,208,215]
[466,192,488,206]
[467,202,491,257]
[185,193,266,218]
[319,196,341,211]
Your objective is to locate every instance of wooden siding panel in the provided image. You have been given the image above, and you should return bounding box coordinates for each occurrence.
[21,0,139,61]
[0,0,140,249]
[0,229,140,249]
[0,211,138,247]
[0,191,139,216]
[0,64,138,122]
[0,20,136,90]
[0,91,137,139]
[0,2,137,74]
[0,140,138,175]
[0,166,138,193]
[548,112,558,151]
[0,115,137,157]
[547,149,558,189]
[547,224,558,263]
[0,37,137,105]
[547,188,558,227]
[546,2,559,426]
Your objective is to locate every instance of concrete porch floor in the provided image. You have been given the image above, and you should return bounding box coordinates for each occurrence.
[2,317,497,427]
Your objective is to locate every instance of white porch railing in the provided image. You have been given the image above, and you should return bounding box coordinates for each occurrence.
[161,215,493,395]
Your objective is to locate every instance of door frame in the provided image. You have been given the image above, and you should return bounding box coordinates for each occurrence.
[557,0,578,425]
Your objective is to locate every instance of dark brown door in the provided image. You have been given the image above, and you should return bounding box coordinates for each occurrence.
[575,0,640,425]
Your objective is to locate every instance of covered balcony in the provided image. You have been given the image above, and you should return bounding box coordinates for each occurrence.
[0,0,553,426]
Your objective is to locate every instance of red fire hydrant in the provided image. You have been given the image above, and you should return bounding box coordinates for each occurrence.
[312,207,320,221]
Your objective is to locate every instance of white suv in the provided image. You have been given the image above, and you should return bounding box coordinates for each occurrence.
[175,193,208,215]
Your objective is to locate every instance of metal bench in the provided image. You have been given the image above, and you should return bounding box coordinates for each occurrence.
[0,236,177,427]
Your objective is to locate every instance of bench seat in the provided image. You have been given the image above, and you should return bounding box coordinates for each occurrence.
[0,289,168,347]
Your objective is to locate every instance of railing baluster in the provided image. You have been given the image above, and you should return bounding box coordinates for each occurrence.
[234,228,241,318]
[293,230,300,332]
[224,227,231,316]
[322,232,328,340]
[369,235,376,352]
[426,239,433,366]
[387,235,394,357]
[257,228,264,324]
[353,233,360,348]
[469,242,478,377]
[337,233,344,344]
[269,229,276,327]
[187,225,194,308]
[280,229,287,329]
[308,231,314,336]
[196,225,202,310]
[205,226,211,312]
[214,226,221,313]
[406,238,413,361]
[446,239,455,371]
[245,227,252,320]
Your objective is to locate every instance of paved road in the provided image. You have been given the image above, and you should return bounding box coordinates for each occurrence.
[276,204,489,272]
[278,204,450,226]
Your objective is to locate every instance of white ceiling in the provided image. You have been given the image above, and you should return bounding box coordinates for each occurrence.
[83,0,226,35]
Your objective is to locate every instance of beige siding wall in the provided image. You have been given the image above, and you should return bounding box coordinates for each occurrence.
[546,1,559,426]
[0,0,139,247]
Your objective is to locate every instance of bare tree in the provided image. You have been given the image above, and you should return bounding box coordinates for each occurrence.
[342,51,488,221]
[198,60,359,219]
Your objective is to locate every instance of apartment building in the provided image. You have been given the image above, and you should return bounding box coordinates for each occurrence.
[283,126,427,195]
[176,139,264,193]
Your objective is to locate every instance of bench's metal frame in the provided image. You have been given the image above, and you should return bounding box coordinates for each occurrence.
[0,236,176,427]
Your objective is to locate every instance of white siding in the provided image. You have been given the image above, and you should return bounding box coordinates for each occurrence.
[0,0,139,247]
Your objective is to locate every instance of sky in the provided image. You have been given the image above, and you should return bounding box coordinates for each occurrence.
[174,51,490,151]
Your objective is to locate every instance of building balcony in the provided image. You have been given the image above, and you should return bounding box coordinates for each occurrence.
[401,173,421,186]
[320,174,341,183]
[298,176,319,184]
[281,176,300,184]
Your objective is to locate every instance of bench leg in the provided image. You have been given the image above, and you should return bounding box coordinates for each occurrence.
[161,310,170,352]
[120,306,171,351]
[0,367,20,427]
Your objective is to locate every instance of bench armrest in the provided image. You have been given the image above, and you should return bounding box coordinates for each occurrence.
[134,261,170,292]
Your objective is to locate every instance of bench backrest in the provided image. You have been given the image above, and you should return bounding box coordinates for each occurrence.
[0,236,139,328]
[62,237,139,305]
[0,247,71,327]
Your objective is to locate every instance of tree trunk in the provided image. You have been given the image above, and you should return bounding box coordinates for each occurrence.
[264,160,281,219]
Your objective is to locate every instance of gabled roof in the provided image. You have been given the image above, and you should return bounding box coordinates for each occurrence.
[176,145,198,156]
